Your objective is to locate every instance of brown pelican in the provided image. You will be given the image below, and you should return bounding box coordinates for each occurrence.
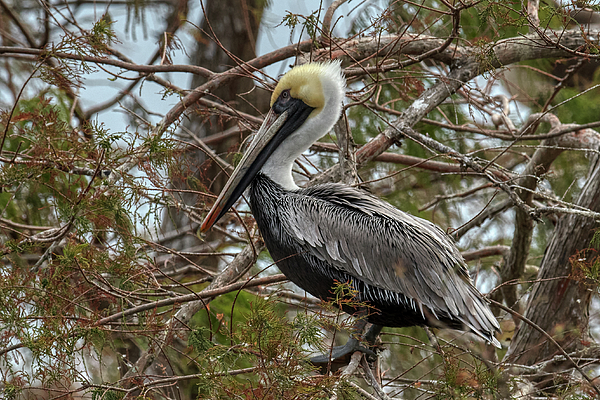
[201,62,501,360]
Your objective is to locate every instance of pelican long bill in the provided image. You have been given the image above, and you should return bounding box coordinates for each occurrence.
[200,109,286,232]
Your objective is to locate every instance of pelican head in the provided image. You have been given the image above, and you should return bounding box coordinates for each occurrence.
[201,61,346,231]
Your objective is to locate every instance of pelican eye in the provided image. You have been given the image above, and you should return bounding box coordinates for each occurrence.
[272,87,312,117]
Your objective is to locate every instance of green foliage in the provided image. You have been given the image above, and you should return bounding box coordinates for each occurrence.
[570,249,600,288]
[467,1,528,39]
[292,312,323,349]
[569,226,600,288]
[552,381,598,400]
[435,354,499,399]
[282,10,321,42]
[184,296,355,399]
[2,383,19,400]
[0,81,168,396]
[189,326,213,353]
[91,388,124,400]
[553,86,600,124]
[231,151,243,167]
[88,14,117,53]
[95,122,123,151]
[592,229,600,249]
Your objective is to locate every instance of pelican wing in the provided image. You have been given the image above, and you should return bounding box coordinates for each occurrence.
[280,183,500,344]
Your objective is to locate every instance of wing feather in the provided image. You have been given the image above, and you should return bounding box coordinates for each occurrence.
[279,183,500,344]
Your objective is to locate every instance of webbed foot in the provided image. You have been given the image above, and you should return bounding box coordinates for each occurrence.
[310,324,383,366]
[310,337,377,364]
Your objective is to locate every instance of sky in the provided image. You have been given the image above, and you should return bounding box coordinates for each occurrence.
[76,0,380,134]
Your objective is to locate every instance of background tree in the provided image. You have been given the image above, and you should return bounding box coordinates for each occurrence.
[1,0,600,399]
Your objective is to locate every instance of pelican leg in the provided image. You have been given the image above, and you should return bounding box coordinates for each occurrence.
[310,320,383,364]
[364,324,383,344]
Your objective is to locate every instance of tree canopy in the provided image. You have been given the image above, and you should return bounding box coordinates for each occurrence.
[1,0,600,399]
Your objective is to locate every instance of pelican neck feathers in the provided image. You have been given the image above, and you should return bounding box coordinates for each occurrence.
[260,61,346,190]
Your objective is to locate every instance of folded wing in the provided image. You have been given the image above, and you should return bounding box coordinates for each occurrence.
[280,183,500,346]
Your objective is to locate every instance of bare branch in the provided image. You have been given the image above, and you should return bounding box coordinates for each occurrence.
[527,0,541,32]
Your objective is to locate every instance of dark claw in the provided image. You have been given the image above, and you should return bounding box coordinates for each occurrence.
[310,323,384,370]
[310,337,377,364]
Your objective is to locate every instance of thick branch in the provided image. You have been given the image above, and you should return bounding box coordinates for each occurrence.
[96,268,280,326]
[505,155,600,366]
[0,46,214,77]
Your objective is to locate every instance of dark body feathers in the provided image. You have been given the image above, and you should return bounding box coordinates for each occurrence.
[249,173,500,346]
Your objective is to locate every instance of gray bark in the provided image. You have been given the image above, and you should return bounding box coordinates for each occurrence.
[160,0,268,267]
[504,157,600,366]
